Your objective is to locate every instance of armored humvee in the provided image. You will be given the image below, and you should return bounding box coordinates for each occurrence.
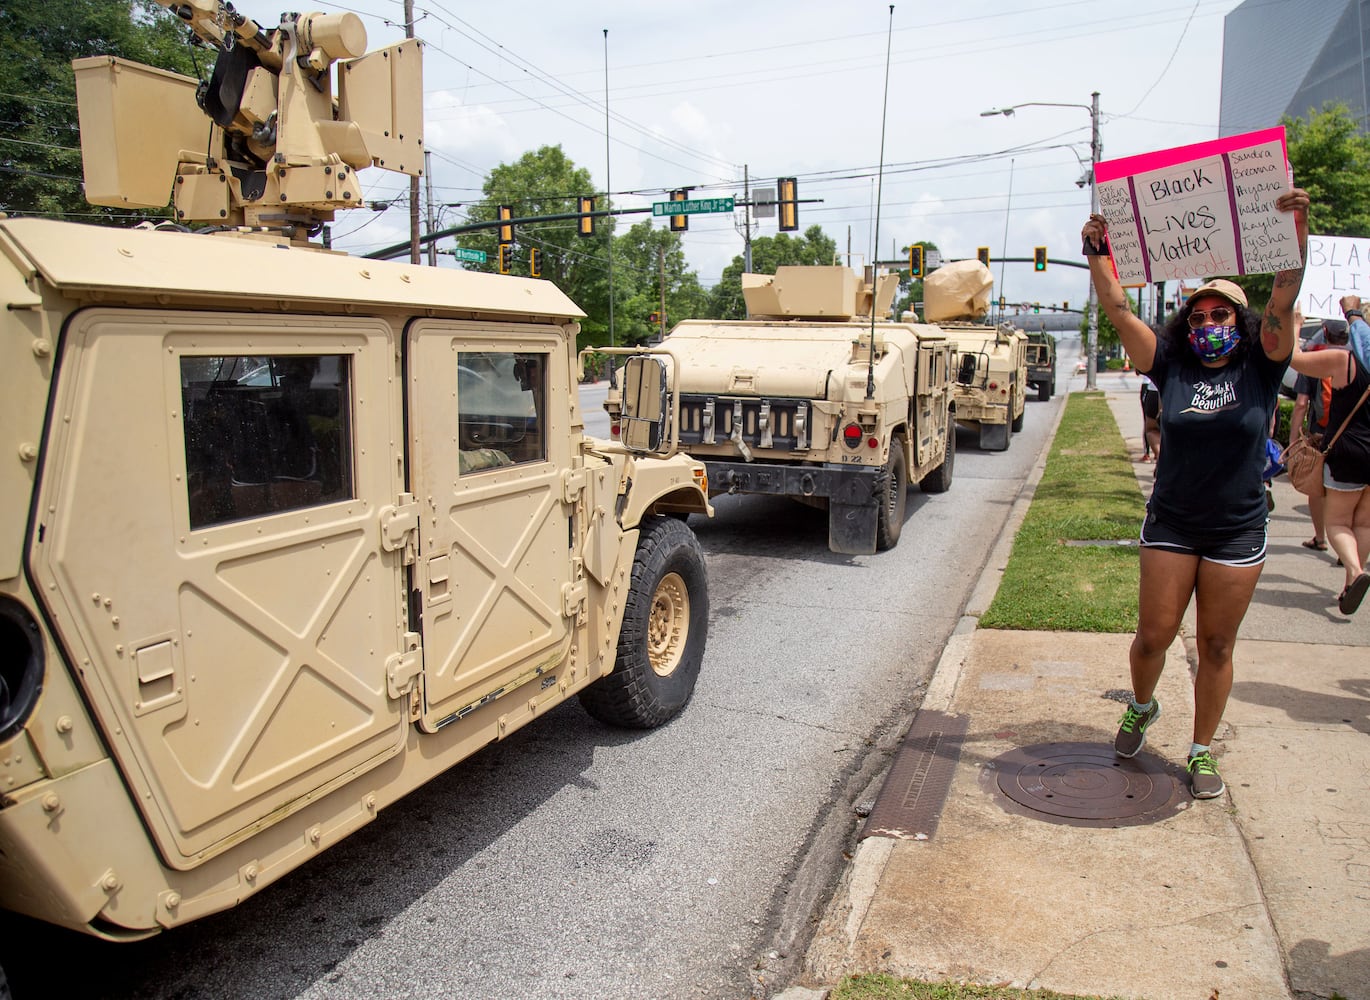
[940,321,1029,451]
[1025,331,1057,401]
[606,266,956,554]
[0,2,711,957]
[920,261,1027,452]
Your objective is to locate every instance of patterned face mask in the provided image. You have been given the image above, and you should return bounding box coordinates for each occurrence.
[1187,324,1241,362]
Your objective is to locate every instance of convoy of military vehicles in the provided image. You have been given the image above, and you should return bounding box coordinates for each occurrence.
[0,0,1063,975]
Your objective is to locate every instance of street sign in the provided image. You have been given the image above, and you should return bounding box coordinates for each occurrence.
[652,197,735,217]
[926,249,944,270]
[451,247,488,264]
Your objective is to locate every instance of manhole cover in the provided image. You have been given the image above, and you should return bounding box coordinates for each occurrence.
[986,742,1187,827]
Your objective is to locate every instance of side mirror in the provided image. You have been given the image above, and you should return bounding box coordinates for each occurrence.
[619,355,669,453]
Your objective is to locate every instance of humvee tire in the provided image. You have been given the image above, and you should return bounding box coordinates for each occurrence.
[1037,380,1051,402]
[1011,391,1025,432]
[921,418,955,494]
[579,516,708,728]
[876,441,908,551]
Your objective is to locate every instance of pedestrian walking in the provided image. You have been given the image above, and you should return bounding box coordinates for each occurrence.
[1289,318,1350,551]
[1289,341,1370,614]
[1080,187,1309,800]
[1139,375,1161,462]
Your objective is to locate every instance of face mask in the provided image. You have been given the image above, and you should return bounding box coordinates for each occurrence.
[1188,324,1241,362]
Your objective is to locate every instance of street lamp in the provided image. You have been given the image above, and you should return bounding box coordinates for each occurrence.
[982,92,1102,389]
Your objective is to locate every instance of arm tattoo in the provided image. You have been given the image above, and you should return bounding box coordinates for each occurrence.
[1262,304,1282,353]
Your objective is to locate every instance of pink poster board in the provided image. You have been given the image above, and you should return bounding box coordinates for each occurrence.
[1094,126,1300,284]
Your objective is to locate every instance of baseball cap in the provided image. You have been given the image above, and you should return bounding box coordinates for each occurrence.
[1189,278,1248,309]
[1323,318,1349,341]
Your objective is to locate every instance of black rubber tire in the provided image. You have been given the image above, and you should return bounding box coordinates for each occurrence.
[1011,391,1025,432]
[1037,380,1051,402]
[876,441,908,551]
[921,417,955,494]
[579,516,708,728]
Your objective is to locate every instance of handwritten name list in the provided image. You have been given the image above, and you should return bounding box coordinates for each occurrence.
[1093,127,1300,285]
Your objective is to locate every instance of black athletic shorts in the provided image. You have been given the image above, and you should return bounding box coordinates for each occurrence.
[1139,510,1267,566]
[1140,386,1160,420]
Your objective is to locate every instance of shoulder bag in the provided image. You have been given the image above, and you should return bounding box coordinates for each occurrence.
[1282,375,1370,495]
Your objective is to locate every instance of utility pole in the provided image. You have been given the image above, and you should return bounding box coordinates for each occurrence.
[604,29,614,347]
[743,165,753,273]
[658,245,667,342]
[424,150,436,266]
[404,0,420,265]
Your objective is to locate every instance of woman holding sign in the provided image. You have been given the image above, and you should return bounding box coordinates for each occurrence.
[1081,187,1309,800]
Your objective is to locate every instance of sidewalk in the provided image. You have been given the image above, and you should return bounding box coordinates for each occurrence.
[787,369,1370,1000]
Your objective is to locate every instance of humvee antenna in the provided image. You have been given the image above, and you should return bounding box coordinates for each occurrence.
[867,5,895,401]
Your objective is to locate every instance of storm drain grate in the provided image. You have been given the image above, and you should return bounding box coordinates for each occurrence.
[986,742,1187,827]
[861,710,968,841]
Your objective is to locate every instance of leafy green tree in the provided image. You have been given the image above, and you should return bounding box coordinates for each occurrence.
[613,220,707,346]
[461,146,615,340]
[1080,290,1134,355]
[1,0,200,219]
[1233,103,1370,310]
[707,225,841,319]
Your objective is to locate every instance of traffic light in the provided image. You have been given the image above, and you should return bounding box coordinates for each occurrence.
[1034,246,1048,272]
[529,247,541,278]
[1062,300,1068,311]
[498,204,513,245]
[577,195,595,237]
[909,245,923,278]
[998,295,1006,310]
[1033,301,1040,314]
[778,176,799,232]
[977,246,990,268]
[648,311,660,324]
[498,244,510,274]
[670,189,688,232]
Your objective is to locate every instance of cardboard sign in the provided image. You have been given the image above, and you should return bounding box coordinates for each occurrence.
[1094,126,1300,285]
[1300,234,1370,318]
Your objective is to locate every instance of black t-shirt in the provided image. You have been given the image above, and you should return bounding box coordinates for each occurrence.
[1325,350,1370,485]
[1144,342,1287,533]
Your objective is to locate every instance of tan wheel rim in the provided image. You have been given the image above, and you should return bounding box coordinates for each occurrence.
[648,572,690,676]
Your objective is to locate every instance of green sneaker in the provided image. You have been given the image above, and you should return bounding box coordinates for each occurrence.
[1187,751,1225,799]
[1113,698,1160,758]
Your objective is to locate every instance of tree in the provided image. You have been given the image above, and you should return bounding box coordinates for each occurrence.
[1232,103,1370,310]
[1080,290,1135,356]
[462,146,615,342]
[0,0,200,219]
[706,225,841,319]
[613,220,707,346]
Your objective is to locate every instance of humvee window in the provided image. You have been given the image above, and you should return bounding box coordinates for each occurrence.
[181,354,354,528]
[457,351,546,472]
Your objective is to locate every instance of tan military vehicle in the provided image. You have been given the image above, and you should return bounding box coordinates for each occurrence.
[922,262,1027,452]
[0,1,712,960]
[1025,330,1057,401]
[606,266,957,554]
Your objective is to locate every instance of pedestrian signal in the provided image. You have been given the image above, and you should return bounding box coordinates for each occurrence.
[909,245,923,278]
[578,196,595,237]
[977,246,990,267]
[498,205,513,246]
[1034,246,1048,272]
[778,176,799,232]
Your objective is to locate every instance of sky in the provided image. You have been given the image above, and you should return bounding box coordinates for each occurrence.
[316,0,1255,314]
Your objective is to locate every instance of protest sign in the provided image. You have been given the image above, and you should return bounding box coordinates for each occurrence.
[1094,126,1300,285]
[1300,234,1370,318]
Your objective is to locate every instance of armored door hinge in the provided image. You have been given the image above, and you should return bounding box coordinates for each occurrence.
[562,573,587,619]
[562,467,588,504]
[380,493,419,564]
[385,632,422,699]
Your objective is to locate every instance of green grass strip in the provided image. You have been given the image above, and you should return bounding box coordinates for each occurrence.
[978,392,1146,634]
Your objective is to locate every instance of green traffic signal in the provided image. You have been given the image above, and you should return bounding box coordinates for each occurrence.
[1033,246,1047,272]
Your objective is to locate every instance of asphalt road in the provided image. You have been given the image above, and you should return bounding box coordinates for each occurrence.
[2,339,1081,1000]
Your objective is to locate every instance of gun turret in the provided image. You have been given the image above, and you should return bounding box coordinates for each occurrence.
[72,1,422,243]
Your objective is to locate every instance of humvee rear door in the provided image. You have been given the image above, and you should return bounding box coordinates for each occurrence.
[32,311,409,866]
[405,322,574,732]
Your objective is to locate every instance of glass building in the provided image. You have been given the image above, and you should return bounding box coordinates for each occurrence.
[1220,0,1369,136]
